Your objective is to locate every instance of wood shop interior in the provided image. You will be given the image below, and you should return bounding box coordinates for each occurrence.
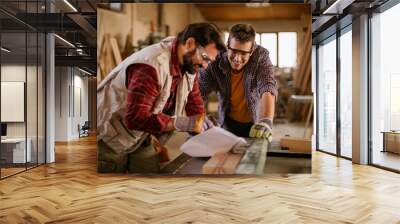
[97,3,313,174]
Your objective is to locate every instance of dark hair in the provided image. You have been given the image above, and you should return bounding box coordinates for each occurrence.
[228,24,256,46]
[177,23,226,52]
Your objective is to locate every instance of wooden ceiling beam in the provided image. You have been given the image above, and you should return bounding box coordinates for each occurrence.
[196,4,310,21]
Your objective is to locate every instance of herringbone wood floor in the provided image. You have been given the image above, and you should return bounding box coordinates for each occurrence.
[1,136,400,224]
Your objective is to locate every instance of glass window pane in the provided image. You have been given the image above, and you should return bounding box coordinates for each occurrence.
[260,33,277,66]
[340,29,352,158]
[1,31,28,177]
[255,33,261,45]
[224,32,229,45]
[371,3,400,171]
[278,32,297,68]
[0,1,46,179]
[318,37,337,154]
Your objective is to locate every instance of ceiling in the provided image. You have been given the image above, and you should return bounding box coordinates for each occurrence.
[1,32,45,65]
[0,0,96,14]
[196,3,310,21]
[0,0,98,74]
[310,0,390,42]
[1,0,392,74]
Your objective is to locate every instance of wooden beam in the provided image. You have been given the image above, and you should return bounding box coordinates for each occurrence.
[236,139,268,175]
[110,37,122,65]
[196,4,310,21]
[202,153,243,174]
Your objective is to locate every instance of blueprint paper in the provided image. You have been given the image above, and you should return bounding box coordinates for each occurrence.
[180,127,247,157]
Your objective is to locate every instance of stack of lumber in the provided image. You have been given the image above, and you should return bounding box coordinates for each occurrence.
[98,34,122,82]
[288,13,313,122]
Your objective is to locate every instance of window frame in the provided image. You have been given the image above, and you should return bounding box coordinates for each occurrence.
[368,0,400,173]
[315,22,353,161]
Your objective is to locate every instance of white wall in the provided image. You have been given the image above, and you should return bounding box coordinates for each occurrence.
[54,67,89,141]
[1,65,26,137]
[97,3,206,84]
[55,66,69,141]
[76,75,89,123]
[97,3,206,58]
[71,73,89,138]
[163,4,206,36]
[1,65,39,138]
[1,64,46,163]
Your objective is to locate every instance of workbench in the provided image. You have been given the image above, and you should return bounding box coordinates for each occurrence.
[161,138,311,175]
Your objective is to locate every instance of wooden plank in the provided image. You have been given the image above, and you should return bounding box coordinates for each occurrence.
[280,136,311,153]
[98,34,117,81]
[299,46,311,94]
[110,37,122,65]
[122,33,135,60]
[290,25,312,121]
[299,39,311,90]
[295,27,312,91]
[202,153,243,174]
[303,70,311,95]
[235,139,268,175]
[298,30,312,121]
[294,27,311,88]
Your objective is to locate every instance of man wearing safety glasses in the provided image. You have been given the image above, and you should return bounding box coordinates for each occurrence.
[97,23,226,173]
[199,24,277,140]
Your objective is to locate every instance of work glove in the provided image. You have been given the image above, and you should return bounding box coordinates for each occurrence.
[202,115,219,132]
[249,118,273,141]
[174,113,205,134]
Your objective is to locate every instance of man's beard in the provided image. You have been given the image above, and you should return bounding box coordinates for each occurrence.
[181,49,201,74]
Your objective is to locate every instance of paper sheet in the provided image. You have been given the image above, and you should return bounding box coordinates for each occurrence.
[180,127,247,157]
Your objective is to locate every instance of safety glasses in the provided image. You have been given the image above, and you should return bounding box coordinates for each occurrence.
[197,45,212,64]
[227,45,253,59]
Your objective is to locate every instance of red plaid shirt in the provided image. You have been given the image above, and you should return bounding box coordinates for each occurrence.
[125,39,205,134]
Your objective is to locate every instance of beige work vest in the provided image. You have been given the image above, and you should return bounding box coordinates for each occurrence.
[97,37,196,155]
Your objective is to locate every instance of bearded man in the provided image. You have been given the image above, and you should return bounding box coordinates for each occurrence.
[97,23,226,173]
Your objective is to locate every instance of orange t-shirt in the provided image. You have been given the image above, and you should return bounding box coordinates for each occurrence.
[229,71,253,123]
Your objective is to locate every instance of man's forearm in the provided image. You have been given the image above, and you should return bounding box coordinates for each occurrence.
[125,111,171,134]
[260,92,275,120]
[249,92,275,139]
